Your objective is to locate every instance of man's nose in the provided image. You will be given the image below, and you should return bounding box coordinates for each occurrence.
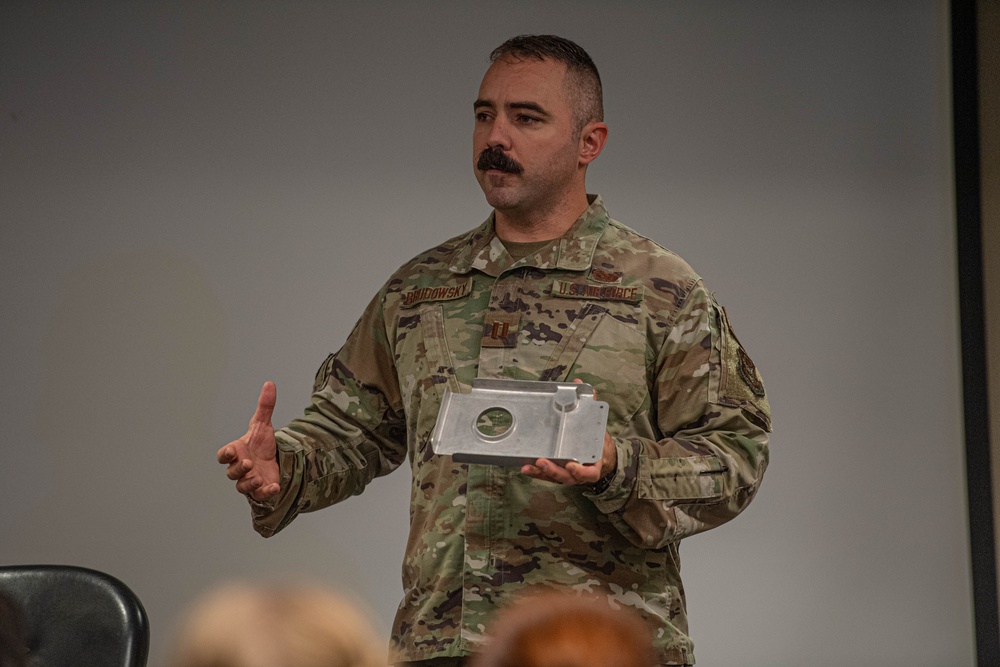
[485,116,511,150]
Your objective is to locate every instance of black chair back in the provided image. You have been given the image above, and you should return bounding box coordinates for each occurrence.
[0,565,149,667]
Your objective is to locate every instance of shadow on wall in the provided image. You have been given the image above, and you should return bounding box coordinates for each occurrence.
[16,250,227,561]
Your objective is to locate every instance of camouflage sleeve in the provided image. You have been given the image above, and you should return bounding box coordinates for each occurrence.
[248,289,408,537]
[585,280,771,548]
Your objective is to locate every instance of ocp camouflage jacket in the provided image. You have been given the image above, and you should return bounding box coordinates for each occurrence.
[250,196,771,666]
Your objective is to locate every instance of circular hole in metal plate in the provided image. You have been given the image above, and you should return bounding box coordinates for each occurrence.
[475,406,514,439]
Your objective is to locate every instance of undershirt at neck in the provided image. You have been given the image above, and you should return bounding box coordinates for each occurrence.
[501,238,554,261]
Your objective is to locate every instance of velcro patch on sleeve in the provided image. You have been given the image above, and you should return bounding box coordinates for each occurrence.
[718,304,771,430]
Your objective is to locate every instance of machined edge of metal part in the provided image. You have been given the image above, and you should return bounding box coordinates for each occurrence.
[430,378,609,467]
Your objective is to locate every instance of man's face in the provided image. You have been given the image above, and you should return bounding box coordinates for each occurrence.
[473,57,583,217]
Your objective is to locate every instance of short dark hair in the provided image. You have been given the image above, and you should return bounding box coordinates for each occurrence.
[490,34,604,133]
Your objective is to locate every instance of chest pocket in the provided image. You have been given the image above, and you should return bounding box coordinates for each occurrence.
[539,303,650,433]
[392,303,463,446]
[418,304,463,396]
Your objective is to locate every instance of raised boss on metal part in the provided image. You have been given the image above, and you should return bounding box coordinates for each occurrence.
[430,379,609,467]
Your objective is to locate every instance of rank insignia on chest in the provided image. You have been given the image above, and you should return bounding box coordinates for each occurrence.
[481,312,521,348]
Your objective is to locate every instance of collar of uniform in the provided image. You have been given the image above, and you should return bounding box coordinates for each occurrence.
[448,194,609,276]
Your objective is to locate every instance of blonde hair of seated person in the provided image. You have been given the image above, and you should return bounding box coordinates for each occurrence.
[167,582,385,667]
[471,590,655,667]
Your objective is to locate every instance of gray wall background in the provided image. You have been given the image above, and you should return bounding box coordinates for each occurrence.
[0,2,973,665]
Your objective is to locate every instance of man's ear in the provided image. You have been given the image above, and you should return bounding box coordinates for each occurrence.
[578,121,609,166]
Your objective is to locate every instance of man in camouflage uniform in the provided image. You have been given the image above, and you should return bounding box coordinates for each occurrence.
[219,34,770,666]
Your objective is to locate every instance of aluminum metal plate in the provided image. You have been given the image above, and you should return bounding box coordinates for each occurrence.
[430,378,609,467]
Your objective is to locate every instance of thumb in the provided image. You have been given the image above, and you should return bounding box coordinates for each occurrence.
[571,377,597,398]
[250,381,277,426]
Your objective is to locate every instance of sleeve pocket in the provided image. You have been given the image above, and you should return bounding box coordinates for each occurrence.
[637,454,727,501]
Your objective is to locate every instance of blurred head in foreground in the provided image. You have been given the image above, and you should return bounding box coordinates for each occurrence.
[471,590,655,667]
[166,582,384,667]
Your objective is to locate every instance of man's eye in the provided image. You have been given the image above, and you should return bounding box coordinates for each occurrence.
[517,115,540,125]
[475,112,492,122]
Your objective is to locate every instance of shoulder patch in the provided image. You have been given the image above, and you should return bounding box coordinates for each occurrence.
[313,352,337,391]
[717,304,771,431]
[736,346,765,398]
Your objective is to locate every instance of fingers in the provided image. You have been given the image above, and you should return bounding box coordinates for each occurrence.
[235,472,262,495]
[538,458,574,483]
[217,441,247,466]
[253,482,281,500]
[571,377,598,399]
[523,459,570,483]
[219,439,255,479]
[226,458,254,481]
[219,383,281,500]
[522,458,600,485]
[250,381,277,426]
[216,443,236,465]
[236,475,280,500]
[565,460,601,483]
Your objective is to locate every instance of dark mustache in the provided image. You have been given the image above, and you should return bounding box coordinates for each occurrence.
[477,147,523,174]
